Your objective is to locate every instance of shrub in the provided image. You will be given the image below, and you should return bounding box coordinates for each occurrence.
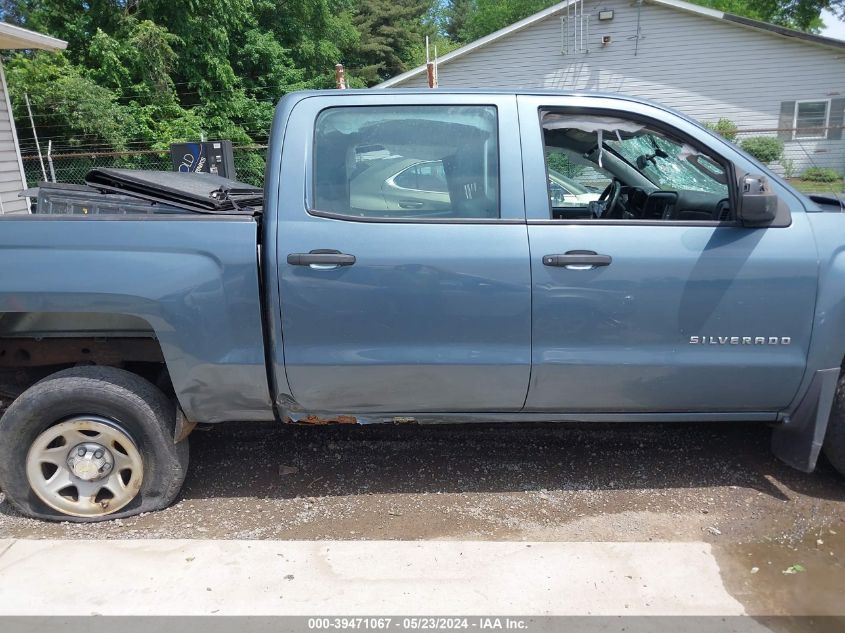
[780,158,795,179]
[740,136,784,164]
[546,150,584,179]
[800,166,842,183]
[703,118,738,142]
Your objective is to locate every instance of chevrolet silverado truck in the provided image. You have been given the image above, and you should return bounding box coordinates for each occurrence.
[1,89,844,522]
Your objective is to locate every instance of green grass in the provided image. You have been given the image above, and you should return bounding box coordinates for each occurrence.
[786,178,844,195]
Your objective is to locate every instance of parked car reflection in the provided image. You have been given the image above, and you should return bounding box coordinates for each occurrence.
[351,155,600,213]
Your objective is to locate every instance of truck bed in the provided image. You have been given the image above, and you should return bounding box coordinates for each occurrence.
[0,213,273,423]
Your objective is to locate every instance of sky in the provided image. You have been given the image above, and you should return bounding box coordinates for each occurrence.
[820,8,845,41]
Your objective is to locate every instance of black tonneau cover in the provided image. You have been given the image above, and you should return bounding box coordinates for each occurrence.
[85,169,263,214]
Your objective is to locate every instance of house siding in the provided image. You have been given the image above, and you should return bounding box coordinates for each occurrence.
[394,0,845,174]
[0,63,28,214]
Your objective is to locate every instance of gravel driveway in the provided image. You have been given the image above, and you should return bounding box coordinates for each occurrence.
[1,421,844,615]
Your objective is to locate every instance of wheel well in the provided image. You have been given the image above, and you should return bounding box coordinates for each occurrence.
[0,312,170,400]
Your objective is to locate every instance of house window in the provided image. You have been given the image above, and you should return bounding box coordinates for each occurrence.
[794,100,830,139]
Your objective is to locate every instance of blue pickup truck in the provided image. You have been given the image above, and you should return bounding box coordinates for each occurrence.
[1,89,844,522]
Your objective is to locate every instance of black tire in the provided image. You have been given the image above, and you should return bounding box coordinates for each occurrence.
[823,373,845,476]
[0,366,189,522]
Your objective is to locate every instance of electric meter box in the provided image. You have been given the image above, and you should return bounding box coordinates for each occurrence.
[170,140,236,179]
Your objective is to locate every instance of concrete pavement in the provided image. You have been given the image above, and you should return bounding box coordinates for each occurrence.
[0,539,745,616]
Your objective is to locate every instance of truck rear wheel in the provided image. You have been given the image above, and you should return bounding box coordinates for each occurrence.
[0,366,189,522]
[823,373,845,477]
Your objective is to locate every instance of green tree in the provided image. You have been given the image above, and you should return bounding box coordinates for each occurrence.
[348,0,431,84]
[443,0,473,41]
[87,19,180,104]
[711,1,844,31]
[1,0,364,152]
[247,0,360,89]
[5,51,132,150]
[454,0,553,43]
[1,0,130,65]
[693,0,830,31]
[0,0,842,168]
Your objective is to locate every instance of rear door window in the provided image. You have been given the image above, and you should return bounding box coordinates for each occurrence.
[313,105,500,219]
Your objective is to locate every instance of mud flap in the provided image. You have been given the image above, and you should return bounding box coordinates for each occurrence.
[771,367,839,472]
[174,408,197,443]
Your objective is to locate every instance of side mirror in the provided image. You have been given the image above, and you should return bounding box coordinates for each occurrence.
[738,174,779,226]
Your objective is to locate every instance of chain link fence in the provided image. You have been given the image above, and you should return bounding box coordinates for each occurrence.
[19,132,843,196]
[21,146,268,189]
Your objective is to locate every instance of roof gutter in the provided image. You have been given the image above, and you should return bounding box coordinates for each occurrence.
[721,13,845,51]
[0,23,67,51]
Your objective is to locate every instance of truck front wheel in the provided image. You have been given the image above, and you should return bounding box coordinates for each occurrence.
[0,366,189,522]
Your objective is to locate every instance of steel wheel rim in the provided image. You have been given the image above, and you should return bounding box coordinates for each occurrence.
[26,416,144,518]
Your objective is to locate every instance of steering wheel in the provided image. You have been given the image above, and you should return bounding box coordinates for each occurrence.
[598,179,623,219]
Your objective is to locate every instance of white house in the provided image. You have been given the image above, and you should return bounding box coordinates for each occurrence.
[378,0,845,176]
[0,22,66,214]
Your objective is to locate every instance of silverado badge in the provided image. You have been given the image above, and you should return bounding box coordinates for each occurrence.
[689,336,791,345]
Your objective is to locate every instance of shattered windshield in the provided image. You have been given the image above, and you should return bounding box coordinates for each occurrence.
[606,133,727,194]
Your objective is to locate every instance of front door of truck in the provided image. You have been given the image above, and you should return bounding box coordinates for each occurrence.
[274,94,530,415]
[517,95,818,413]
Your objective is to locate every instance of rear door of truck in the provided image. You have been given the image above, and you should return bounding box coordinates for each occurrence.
[272,93,530,414]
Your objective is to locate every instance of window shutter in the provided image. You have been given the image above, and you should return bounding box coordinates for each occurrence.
[827,98,845,141]
[777,101,796,140]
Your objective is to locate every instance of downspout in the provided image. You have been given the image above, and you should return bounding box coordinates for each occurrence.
[634,0,644,56]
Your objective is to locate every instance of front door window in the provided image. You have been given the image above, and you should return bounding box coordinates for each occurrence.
[540,111,732,222]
